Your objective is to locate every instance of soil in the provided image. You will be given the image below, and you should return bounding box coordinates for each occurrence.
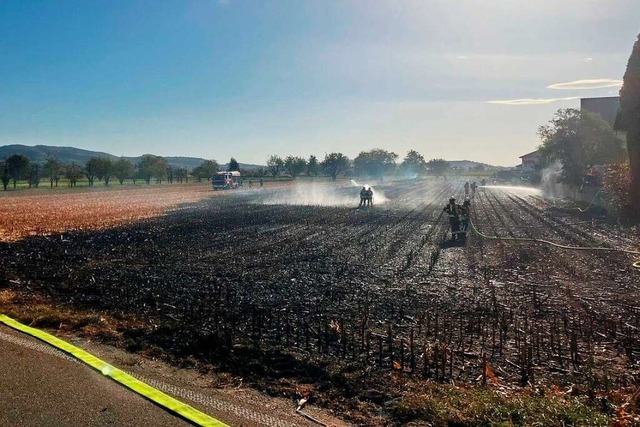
[1,179,639,425]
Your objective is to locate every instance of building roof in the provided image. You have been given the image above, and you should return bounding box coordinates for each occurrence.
[519,149,541,159]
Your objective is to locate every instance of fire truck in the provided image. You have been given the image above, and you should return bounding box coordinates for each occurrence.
[212,171,242,190]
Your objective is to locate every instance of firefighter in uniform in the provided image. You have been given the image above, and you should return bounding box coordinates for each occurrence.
[366,187,374,206]
[443,197,461,240]
[359,187,367,207]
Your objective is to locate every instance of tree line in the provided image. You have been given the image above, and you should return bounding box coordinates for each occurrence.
[0,149,450,191]
[265,151,451,181]
[0,155,238,191]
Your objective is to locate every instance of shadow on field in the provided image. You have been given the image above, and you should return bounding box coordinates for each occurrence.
[438,236,467,249]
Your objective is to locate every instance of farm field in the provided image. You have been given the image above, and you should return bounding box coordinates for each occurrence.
[1,179,639,425]
[0,183,221,241]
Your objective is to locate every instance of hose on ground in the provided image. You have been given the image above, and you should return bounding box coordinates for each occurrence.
[468,218,640,268]
[571,187,603,213]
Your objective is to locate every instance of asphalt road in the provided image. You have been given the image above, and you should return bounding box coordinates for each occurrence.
[0,326,190,427]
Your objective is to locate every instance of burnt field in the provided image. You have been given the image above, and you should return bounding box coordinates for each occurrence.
[1,180,640,424]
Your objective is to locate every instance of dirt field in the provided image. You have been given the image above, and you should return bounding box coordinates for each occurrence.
[0,183,219,242]
[1,179,639,425]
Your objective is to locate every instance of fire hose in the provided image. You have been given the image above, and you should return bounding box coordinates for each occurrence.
[0,315,228,427]
[570,187,603,213]
[468,218,640,269]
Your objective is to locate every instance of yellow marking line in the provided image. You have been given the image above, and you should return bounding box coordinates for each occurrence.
[0,314,228,427]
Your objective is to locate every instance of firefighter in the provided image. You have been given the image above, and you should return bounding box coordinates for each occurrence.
[359,187,367,207]
[464,181,470,197]
[470,181,477,198]
[366,187,374,206]
[443,197,461,240]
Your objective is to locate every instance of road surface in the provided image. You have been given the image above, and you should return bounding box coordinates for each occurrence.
[0,325,190,426]
[0,324,347,427]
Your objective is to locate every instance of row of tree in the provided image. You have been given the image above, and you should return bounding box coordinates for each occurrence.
[1,148,449,191]
[265,151,450,181]
[0,154,223,190]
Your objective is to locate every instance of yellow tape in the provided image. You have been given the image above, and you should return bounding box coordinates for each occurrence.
[0,314,228,427]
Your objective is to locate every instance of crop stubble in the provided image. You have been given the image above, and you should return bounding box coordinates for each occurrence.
[1,180,639,418]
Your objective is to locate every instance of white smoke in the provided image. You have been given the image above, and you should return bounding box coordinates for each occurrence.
[350,180,389,204]
[255,181,388,207]
[540,160,564,197]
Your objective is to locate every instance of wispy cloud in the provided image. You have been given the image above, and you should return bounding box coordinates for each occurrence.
[547,78,622,90]
[487,97,580,106]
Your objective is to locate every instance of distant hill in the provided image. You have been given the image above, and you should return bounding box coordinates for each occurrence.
[448,160,505,171]
[0,144,263,170]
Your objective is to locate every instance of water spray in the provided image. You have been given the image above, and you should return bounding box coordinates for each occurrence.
[350,179,388,204]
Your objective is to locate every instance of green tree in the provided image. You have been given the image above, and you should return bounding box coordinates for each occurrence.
[175,168,188,183]
[538,109,625,186]
[399,149,427,177]
[113,157,135,185]
[229,157,240,171]
[426,158,450,178]
[307,155,319,177]
[5,154,30,189]
[353,149,398,181]
[44,157,62,188]
[137,155,168,184]
[65,162,83,187]
[267,155,284,178]
[619,33,640,216]
[92,157,114,186]
[191,160,219,182]
[85,157,100,186]
[29,164,40,188]
[284,156,307,179]
[1,162,9,191]
[321,152,350,181]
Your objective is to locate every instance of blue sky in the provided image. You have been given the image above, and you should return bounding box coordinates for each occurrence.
[1,0,638,166]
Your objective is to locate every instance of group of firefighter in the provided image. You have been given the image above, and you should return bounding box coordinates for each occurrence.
[444,196,472,240]
[356,181,477,240]
[359,186,374,207]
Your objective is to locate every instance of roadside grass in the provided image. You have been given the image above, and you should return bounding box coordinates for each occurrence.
[0,289,133,343]
[389,384,610,426]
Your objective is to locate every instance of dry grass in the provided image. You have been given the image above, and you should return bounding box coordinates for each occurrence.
[0,181,296,242]
[0,289,145,344]
[388,384,611,426]
[0,183,216,241]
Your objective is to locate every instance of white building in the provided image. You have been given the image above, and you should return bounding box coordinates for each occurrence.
[519,150,541,174]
